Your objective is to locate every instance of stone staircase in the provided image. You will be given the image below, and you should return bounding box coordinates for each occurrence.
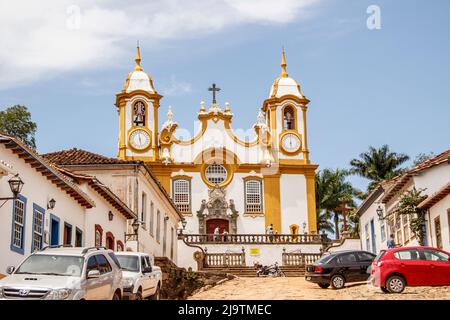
[201,265,306,277]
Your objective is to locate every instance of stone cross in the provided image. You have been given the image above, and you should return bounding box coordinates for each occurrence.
[208,83,221,104]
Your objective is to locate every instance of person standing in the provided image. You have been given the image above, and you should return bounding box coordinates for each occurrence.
[387,234,396,249]
[267,224,274,242]
[214,226,220,241]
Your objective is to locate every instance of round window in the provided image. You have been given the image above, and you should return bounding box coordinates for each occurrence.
[205,164,227,185]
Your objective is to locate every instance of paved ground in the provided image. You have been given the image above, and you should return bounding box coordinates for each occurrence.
[189,277,450,300]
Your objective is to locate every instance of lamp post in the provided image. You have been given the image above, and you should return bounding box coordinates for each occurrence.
[0,174,24,201]
[376,205,384,220]
[47,198,56,210]
[125,219,141,251]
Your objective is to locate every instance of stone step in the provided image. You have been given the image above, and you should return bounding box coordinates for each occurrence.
[201,265,306,277]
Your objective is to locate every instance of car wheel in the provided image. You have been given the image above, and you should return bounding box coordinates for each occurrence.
[331,275,345,289]
[380,286,390,294]
[318,283,330,289]
[135,290,143,300]
[149,285,160,300]
[386,275,405,293]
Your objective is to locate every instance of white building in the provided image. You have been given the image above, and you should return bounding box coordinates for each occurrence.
[0,134,136,277]
[357,149,450,254]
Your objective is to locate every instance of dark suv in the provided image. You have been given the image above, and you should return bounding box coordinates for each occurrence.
[305,250,376,289]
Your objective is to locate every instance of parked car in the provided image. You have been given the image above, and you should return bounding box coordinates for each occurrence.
[305,250,376,289]
[0,246,123,300]
[370,246,450,293]
[115,252,162,300]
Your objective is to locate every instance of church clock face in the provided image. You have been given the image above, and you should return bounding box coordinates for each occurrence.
[129,129,151,151]
[280,132,301,154]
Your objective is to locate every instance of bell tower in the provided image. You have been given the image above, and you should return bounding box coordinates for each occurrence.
[262,50,310,163]
[115,45,162,161]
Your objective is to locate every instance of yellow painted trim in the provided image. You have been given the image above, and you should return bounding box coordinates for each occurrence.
[263,174,281,232]
[200,162,235,188]
[305,172,318,234]
[171,174,192,180]
[242,175,263,182]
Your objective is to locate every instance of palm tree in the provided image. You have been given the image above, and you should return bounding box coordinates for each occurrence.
[350,145,409,192]
[316,169,359,239]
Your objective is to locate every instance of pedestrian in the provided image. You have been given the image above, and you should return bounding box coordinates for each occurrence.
[267,224,274,242]
[387,234,396,249]
[214,226,220,241]
[222,230,229,242]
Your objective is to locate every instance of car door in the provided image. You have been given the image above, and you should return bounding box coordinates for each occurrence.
[356,252,376,281]
[145,255,157,292]
[95,254,114,299]
[336,253,361,282]
[421,249,450,286]
[140,255,153,297]
[393,249,429,286]
[85,255,104,300]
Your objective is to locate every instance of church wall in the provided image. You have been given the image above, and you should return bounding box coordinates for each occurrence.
[280,174,308,234]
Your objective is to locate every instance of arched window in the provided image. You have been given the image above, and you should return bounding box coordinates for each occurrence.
[94,224,103,247]
[117,240,124,252]
[244,179,263,213]
[173,179,191,213]
[205,164,227,185]
[283,106,295,130]
[133,101,146,126]
[106,232,115,251]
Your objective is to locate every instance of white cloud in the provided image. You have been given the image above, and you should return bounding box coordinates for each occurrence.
[160,76,192,96]
[0,0,321,89]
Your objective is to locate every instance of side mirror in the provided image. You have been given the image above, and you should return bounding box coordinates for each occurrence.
[6,266,15,275]
[87,270,101,279]
[143,266,152,274]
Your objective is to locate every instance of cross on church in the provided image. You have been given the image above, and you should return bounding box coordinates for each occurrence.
[208,83,221,104]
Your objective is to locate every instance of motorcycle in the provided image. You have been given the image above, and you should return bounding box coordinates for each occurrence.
[254,262,285,277]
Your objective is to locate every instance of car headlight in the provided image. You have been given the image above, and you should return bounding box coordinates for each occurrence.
[121,278,134,289]
[0,287,4,298]
[46,288,72,300]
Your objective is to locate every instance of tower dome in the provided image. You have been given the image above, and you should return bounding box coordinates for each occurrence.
[269,50,304,99]
[123,45,157,93]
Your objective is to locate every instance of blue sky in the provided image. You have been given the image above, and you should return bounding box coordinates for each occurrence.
[1,0,449,191]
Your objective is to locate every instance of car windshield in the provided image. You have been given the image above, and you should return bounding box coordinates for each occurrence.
[316,254,334,264]
[115,255,139,272]
[15,255,84,277]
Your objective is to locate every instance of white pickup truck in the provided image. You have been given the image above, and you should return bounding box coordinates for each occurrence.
[115,252,162,300]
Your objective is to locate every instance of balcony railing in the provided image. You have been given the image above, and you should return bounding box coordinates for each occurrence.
[282,252,322,266]
[182,233,327,245]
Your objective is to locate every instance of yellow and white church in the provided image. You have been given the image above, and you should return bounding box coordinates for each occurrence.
[115,47,320,267]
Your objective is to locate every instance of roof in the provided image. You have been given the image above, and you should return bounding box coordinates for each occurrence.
[42,148,183,220]
[36,246,112,256]
[0,134,95,208]
[56,167,136,220]
[418,181,450,210]
[381,149,450,204]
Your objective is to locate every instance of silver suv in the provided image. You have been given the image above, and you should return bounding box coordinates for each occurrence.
[0,246,123,300]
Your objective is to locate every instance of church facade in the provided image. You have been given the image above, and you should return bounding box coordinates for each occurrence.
[115,47,319,267]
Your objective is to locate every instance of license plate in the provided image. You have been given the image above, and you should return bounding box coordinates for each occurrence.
[306,276,311,281]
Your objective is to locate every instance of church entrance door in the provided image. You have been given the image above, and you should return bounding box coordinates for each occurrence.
[206,219,229,240]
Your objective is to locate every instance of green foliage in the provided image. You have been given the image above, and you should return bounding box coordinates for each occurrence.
[392,187,427,245]
[0,105,37,149]
[350,145,410,192]
[315,169,359,238]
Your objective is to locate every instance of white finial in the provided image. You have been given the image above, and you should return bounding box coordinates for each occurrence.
[225,101,230,112]
[162,105,177,130]
[257,111,265,124]
[200,101,206,112]
[167,105,173,121]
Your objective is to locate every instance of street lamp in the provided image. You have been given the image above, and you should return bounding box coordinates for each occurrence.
[0,174,24,201]
[182,219,187,230]
[108,211,114,221]
[47,198,56,210]
[376,205,384,220]
[125,219,141,251]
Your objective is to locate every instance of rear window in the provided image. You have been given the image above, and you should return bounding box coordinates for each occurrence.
[394,249,421,260]
[316,254,335,264]
[108,252,122,269]
[374,250,386,262]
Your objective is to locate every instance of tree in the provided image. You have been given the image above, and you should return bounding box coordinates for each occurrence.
[0,105,37,149]
[413,152,435,166]
[391,187,427,245]
[316,169,359,239]
[350,145,409,192]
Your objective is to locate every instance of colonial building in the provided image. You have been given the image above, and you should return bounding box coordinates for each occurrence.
[357,149,450,254]
[112,47,321,269]
[0,134,135,276]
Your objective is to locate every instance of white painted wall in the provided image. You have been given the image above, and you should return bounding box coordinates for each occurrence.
[280,174,308,234]
[427,194,449,252]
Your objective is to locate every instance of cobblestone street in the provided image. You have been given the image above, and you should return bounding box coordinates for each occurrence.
[189,277,450,300]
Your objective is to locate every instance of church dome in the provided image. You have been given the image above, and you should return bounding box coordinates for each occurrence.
[123,46,157,94]
[269,50,304,99]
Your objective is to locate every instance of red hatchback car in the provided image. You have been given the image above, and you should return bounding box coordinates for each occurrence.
[370,246,450,293]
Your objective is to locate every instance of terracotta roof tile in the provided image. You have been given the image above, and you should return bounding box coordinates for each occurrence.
[42,148,139,165]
